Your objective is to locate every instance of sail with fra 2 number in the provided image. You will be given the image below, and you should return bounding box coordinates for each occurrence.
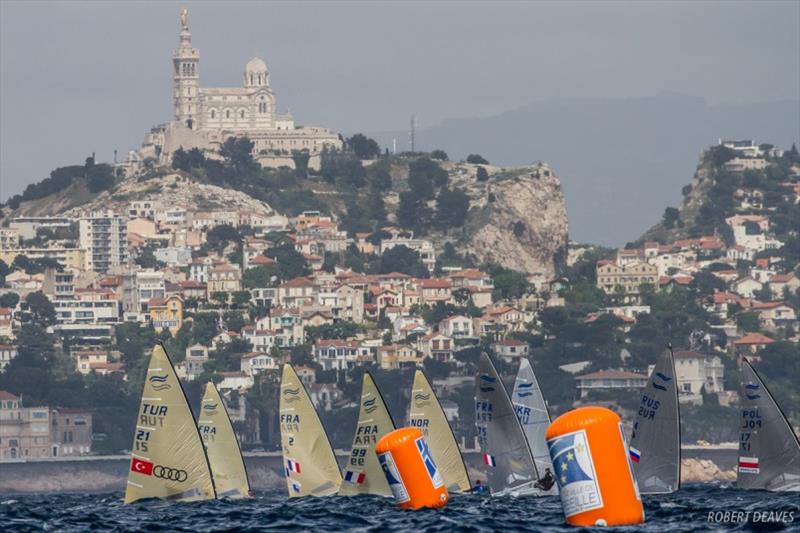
[737,359,800,491]
[338,372,396,497]
[628,349,680,494]
[199,382,251,498]
[475,352,541,496]
[280,364,342,497]
[124,344,215,504]
[511,358,558,495]
[409,369,471,492]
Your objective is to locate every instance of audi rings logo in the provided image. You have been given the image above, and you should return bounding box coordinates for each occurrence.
[153,465,188,482]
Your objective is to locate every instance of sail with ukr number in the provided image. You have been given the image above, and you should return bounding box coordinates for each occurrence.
[737,359,800,491]
[475,352,540,496]
[628,349,680,494]
[280,364,342,497]
[338,372,396,496]
[409,369,471,492]
[198,382,251,498]
[512,357,558,495]
[124,344,216,504]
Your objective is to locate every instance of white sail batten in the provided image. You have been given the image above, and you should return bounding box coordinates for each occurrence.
[199,382,251,499]
[280,364,342,497]
[124,345,216,504]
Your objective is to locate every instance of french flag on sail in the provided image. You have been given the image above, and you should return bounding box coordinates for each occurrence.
[629,446,642,464]
[343,470,366,485]
[483,453,497,467]
[738,456,759,474]
[286,459,301,474]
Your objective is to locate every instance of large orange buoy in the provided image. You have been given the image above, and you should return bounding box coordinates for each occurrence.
[375,427,449,509]
[546,406,644,527]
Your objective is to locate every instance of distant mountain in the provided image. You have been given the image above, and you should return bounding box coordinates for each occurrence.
[367,93,800,246]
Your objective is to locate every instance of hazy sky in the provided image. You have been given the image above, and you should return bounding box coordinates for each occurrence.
[1,0,798,202]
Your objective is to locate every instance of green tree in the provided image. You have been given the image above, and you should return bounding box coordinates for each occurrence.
[492,269,530,300]
[466,154,489,165]
[291,150,310,179]
[430,149,448,161]
[220,136,256,172]
[24,291,56,326]
[0,292,20,308]
[347,134,381,159]
[242,265,278,288]
[662,207,680,229]
[435,187,470,229]
[408,157,448,199]
[378,245,429,277]
[476,166,489,182]
[266,241,311,280]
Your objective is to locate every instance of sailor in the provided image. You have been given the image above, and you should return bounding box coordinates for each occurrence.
[534,468,555,491]
[471,479,488,495]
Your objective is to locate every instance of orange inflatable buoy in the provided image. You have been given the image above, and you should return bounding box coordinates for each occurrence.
[546,406,644,527]
[375,427,449,509]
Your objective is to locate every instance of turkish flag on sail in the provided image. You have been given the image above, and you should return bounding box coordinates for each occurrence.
[131,458,154,476]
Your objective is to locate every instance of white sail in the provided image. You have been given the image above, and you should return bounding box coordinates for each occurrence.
[338,372,396,496]
[409,369,471,492]
[628,349,680,494]
[476,352,541,496]
[512,358,558,495]
[280,364,342,497]
[199,382,251,498]
[737,360,800,491]
[124,344,216,504]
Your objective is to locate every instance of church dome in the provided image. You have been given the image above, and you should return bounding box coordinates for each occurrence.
[245,57,267,73]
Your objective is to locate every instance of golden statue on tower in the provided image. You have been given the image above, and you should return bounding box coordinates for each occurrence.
[180,7,188,29]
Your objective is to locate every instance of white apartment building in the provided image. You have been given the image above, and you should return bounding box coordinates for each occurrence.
[670,350,725,405]
[78,211,128,273]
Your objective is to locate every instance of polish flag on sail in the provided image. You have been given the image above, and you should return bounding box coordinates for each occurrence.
[131,457,154,476]
[738,457,759,474]
[286,459,301,473]
[483,453,497,467]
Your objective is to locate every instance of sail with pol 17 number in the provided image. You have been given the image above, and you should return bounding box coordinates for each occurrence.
[280,364,342,498]
[409,369,471,492]
[475,352,541,496]
[737,359,800,491]
[198,382,251,499]
[338,372,396,497]
[511,357,558,495]
[124,344,216,504]
[628,349,680,494]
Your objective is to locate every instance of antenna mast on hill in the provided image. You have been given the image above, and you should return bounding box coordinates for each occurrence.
[409,114,416,153]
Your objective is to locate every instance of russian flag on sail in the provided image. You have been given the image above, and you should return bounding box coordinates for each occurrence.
[343,470,366,484]
[286,459,301,473]
[629,446,642,464]
[738,456,759,474]
[483,453,497,467]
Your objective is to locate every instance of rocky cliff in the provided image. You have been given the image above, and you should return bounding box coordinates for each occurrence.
[441,162,569,277]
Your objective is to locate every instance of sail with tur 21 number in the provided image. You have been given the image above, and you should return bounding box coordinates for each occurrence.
[124,344,216,504]
[737,359,800,491]
[628,349,680,494]
[280,364,342,498]
[409,369,471,493]
[198,382,251,499]
[339,372,396,497]
[475,352,541,496]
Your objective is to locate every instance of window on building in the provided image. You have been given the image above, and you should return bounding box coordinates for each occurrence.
[226,109,230,119]
[240,110,245,119]
[211,109,215,119]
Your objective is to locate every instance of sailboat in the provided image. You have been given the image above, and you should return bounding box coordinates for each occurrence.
[511,358,558,495]
[338,371,396,497]
[124,344,216,504]
[279,364,342,497]
[198,382,251,498]
[475,352,541,496]
[737,359,800,491]
[628,349,680,494]
[409,369,471,492]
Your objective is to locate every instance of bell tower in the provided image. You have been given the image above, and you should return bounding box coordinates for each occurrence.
[173,7,200,129]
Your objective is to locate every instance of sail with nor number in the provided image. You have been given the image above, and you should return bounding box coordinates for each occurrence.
[124,344,216,504]
[198,382,251,499]
[628,349,680,494]
[476,352,541,496]
[737,359,800,492]
[279,364,342,498]
[409,369,471,492]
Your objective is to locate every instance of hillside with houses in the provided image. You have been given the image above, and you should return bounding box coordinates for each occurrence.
[0,137,798,458]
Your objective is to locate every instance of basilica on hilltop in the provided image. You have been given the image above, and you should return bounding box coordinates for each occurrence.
[137,8,342,169]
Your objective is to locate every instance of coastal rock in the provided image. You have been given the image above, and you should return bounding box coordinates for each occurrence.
[680,458,736,483]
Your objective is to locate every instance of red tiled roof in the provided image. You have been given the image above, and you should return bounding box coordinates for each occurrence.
[0,390,19,401]
[734,333,775,345]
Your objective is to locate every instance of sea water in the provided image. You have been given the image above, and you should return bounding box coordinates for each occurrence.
[1,485,798,531]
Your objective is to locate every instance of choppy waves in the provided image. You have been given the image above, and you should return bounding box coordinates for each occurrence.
[0,485,798,532]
